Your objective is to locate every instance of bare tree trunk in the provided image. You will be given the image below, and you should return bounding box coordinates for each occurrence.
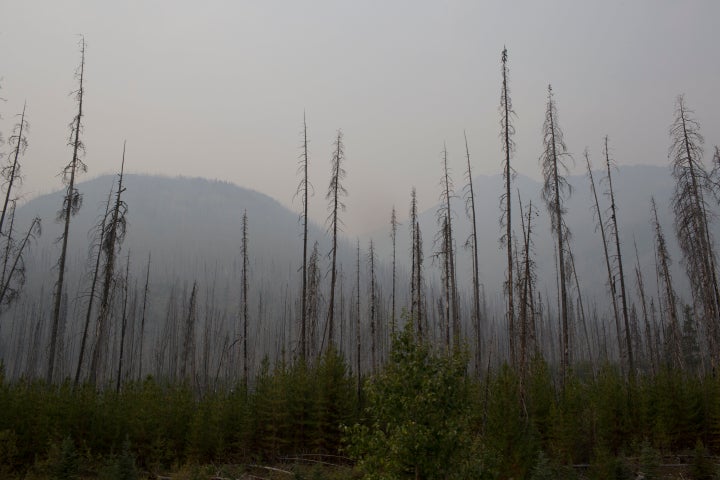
[326,130,346,350]
[463,133,482,372]
[652,197,684,369]
[241,210,249,391]
[356,238,361,401]
[541,85,571,387]
[49,37,87,384]
[297,112,310,362]
[585,150,624,373]
[390,206,398,338]
[89,143,127,384]
[0,102,28,237]
[116,253,130,393]
[75,184,113,386]
[604,136,635,381]
[137,252,151,380]
[181,282,198,383]
[368,240,377,373]
[633,238,655,375]
[500,47,516,368]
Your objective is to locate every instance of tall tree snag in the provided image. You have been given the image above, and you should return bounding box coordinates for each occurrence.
[604,136,635,379]
[669,95,720,366]
[326,129,346,350]
[500,47,517,367]
[48,37,88,383]
[540,84,572,386]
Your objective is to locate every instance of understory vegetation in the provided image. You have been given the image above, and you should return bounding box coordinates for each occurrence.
[1,324,719,479]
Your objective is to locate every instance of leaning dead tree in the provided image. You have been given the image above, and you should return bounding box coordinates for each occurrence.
[584,149,623,372]
[651,197,683,369]
[500,46,517,367]
[603,136,635,379]
[74,182,114,386]
[89,143,128,384]
[669,95,720,367]
[540,84,572,385]
[325,129,347,350]
[463,132,482,372]
[48,37,88,384]
[0,216,41,308]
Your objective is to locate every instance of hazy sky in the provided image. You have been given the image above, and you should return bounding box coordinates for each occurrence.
[1,1,719,234]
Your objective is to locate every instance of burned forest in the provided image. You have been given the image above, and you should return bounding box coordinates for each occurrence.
[0,34,719,480]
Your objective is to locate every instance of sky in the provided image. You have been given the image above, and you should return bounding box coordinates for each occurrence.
[1,0,719,235]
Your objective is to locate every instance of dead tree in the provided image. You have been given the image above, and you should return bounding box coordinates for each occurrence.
[241,209,249,390]
[307,242,321,359]
[89,143,128,384]
[115,253,131,393]
[540,84,572,386]
[669,95,720,367]
[500,46,517,367]
[436,143,459,348]
[651,197,683,369]
[326,129,346,350]
[180,282,198,383]
[585,149,624,372]
[633,238,655,375]
[518,195,538,376]
[137,252,151,380]
[603,136,635,379]
[296,112,312,362]
[410,188,418,322]
[368,239,377,373]
[390,206,399,337]
[0,201,17,290]
[74,183,113,386]
[48,37,88,384]
[410,188,424,339]
[0,102,28,237]
[355,238,361,399]
[0,217,41,308]
[463,132,482,371]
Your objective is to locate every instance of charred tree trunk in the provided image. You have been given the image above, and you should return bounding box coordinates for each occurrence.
[540,85,572,387]
[89,143,127,384]
[0,102,28,238]
[137,252,151,381]
[74,183,113,386]
[116,253,131,393]
[463,133,482,371]
[604,136,635,380]
[326,130,346,350]
[500,47,516,368]
[48,37,87,384]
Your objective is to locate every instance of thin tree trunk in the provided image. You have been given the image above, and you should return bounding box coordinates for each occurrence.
[604,136,635,380]
[49,38,86,384]
[137,252,151,381]
[116,253,130,393]
[75,184,113,386]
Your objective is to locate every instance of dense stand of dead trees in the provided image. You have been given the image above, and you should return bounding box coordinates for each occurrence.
[3,44,720,393]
